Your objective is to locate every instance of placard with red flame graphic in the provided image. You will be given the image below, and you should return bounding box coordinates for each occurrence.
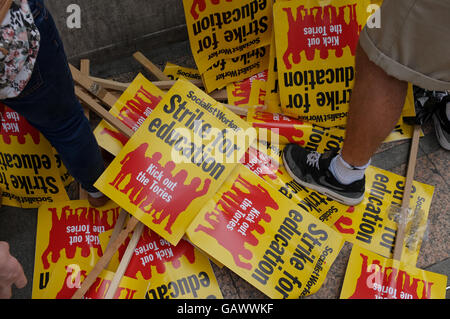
[187,164,344,298]
[94,79,254,245]
[0,105,70,208]
[35,224,223,299]
[274,0,373,127]
[32,200,122,298]
[331,166,434,266]
[340,245,447,299]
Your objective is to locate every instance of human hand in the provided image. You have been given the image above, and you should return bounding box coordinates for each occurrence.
[0,242,27,299]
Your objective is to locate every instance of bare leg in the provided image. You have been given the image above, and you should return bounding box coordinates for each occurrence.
[341,43,408,166]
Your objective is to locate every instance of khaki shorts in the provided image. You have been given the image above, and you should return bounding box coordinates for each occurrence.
[359,0,450,91]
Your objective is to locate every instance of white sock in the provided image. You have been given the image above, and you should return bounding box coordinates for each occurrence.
[329,154,370,185]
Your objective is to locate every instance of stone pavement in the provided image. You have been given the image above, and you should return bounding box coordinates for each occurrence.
[0,40,448,299]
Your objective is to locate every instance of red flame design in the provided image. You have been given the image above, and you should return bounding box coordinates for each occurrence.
[194,174,278,270]
[282,3,361,69]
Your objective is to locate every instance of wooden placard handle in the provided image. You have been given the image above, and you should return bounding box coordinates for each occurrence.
[392,125,421,262]
[70,64,118,109]
[133,51,171,81]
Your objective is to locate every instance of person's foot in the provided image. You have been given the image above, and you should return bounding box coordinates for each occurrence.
[87,191,110,207]
[432,102,450,151]
[282,144,365,206]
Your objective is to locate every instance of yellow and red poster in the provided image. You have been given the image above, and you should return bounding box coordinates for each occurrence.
[187,164,344,298]
[35,225,223,299]
[94,79,254,245]
[332,166,434,266]
[182,0,273,74]
[340,245,447,299]
[274,0,373,127]
[94,73,164,156]
[0,105,69,208]
[32,200,121,298]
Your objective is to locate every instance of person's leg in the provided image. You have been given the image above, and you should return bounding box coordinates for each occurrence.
[282,43,408,206]
[283,0,450,206]
[1,0,107,206]
[340,44,408,167]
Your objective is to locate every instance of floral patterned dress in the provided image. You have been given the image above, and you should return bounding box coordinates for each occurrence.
[0,0,40,99]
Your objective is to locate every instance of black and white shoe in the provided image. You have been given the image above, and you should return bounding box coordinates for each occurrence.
[432,102,450,151]
[282,144,365,206]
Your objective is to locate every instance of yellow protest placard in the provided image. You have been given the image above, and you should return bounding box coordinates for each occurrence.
[274,0,373,127]
[182,0,274,74]
[0,106,69,208]
[340,245,447,299]
[187,164,344,298]
[94,73,164,156]
[94,79,255,245]
[332,166,434,266]
[32,200,122,298]
[37,229,223,299]
[163,62,202,82]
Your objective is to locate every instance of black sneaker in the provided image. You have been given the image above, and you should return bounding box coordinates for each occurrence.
[432,102,450,151]
[282,144,365,206]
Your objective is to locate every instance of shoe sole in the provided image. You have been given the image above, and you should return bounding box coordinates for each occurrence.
[433,114,450,150]
[282,151,365,207]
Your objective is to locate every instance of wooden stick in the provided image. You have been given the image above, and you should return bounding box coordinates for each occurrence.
[133,51,171,81]
[74,86,134,138]
[223,104,266,117]
[71,216,140,299]
[89,76,131,91]
[70,64,118,109]
[80,60,91,119]
[104,222,145,299]
[80,59,90,77]
[150,79,203,90]
[89,76,228,102]
[392,125,421,261]
[104,209,128,269]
